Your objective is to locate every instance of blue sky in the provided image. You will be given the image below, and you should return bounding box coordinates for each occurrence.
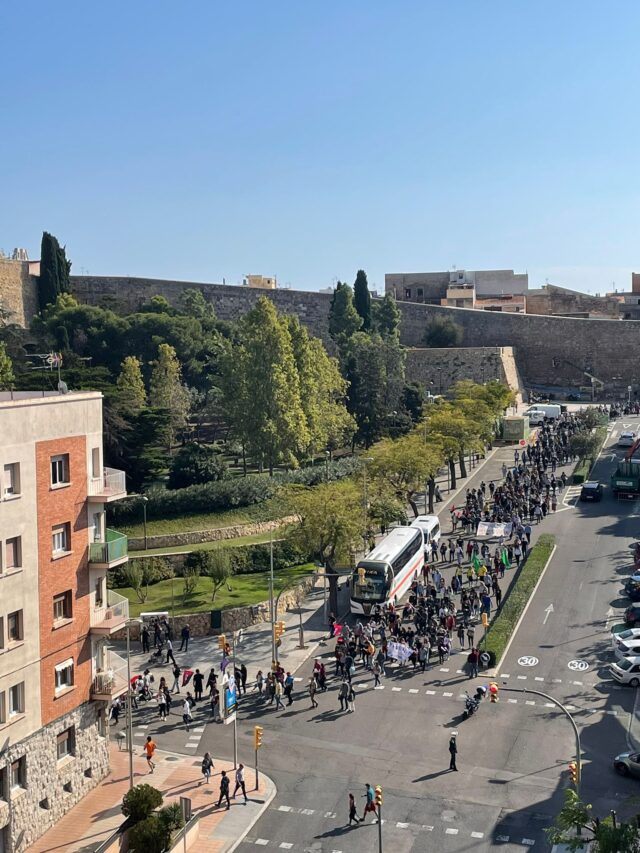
[2,1,639,295]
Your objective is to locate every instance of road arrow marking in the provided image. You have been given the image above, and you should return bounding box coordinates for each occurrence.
[543,604,554,624]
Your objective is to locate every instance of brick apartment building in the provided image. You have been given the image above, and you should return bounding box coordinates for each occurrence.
[0,390,129,853]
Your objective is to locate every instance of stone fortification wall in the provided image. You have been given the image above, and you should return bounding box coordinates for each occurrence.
[127,516,295,552]
[46,275,640,388]
[405,347,507,391]
[0,258,38,326]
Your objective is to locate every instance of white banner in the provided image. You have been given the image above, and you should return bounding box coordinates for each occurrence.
[476,521,512,539]
[387,641,413,662]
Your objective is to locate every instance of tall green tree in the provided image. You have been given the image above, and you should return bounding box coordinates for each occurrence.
[39,232,71,311]
[286,316,355,457]
[372,293,401,338]
[116,356,147,416]
[0,342,14,389]
[353,269,372,330]
[220,296,309,474]
[328,282,362,341]
[369,433,445,518]
[149,343,191,450]
[340,332,388,447]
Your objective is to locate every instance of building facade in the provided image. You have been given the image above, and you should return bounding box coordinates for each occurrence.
[0,390,129,853]
[385,268,529,310]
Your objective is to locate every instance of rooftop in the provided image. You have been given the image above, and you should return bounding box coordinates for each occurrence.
[0,389,102,408]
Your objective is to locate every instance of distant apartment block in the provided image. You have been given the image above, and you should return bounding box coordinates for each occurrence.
[243,274,277,289]
[0,391,129,853]
[385,269,529,312]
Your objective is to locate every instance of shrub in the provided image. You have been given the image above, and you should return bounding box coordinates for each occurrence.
[227,540,306,574]
[121,783,163,823]
[128,802,184,853]
[109,458,361,525]
[168,443,227,489]
[482,535,556,667]
[109,559,174,589]
[423,316,464,348]
[185,549,233,601]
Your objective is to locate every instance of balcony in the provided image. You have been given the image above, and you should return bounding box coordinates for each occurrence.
[91,649,129,701]
[89,529,128,569]
[90,590,130,636]
[87,467,127,503]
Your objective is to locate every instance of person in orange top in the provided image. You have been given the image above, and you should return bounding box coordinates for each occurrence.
[143,736,157,774]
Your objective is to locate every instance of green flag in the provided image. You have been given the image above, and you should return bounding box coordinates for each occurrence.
[501,548,510,567]
[471,554,482,570]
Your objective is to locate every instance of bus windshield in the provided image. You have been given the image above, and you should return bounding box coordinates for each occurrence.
[352,562,390,602]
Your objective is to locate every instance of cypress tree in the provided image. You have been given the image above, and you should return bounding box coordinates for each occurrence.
[39,232,71,311]
[353,269,371,330]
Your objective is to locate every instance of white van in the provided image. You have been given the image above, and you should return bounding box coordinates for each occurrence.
[525,409,546,426]
[410,515,441,550]
[526,404,561,422]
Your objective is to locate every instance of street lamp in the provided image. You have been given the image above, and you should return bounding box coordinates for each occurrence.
[125,618,142,790]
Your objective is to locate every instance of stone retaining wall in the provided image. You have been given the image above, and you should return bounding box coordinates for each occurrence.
[111,575,316,640]
[127,517,295,551]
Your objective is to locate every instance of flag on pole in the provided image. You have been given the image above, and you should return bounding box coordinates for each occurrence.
[501,548,510,567]
[471,554,482,571]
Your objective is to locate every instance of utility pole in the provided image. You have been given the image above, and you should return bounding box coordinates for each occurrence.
[269,531,276,669]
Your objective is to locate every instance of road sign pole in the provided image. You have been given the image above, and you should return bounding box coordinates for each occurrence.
[377,803,383,853]
[255,747,259,791]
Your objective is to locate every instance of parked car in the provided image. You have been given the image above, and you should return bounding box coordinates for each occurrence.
[625,579,640,601]
[580,481,603,502]
[610,655,640,686]
[612,628,640,651]
[615,637,640,658]
[624,605,640,626]
[614,751,640,777]
[619,431,637,448]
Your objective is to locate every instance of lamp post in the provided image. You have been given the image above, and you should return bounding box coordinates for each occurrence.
[325,450,330,483]
[362,457,374,552]
[125,618,142,790]
[269,530,276,668]
[141,496,148,551]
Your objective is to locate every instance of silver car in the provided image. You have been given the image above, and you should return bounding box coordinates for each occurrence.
[614,752,640,777]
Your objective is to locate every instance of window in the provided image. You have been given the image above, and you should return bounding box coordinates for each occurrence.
[52,523,71,556]
[404,288,411,299]
[8,683,24,717]
[95,577,104,608]
[10,756,25,790]
[55,659,74,691]
[91,448,101,479]
[7,611,22,643]
[0,617,3,650]
[56,727,75,760]
[417,288,424,298]
[53,591,72,622]
[3,463,20,498]
[0,766,6,799]
[5,537,21,570]
[50,454,70,486]
[0,691,5,724]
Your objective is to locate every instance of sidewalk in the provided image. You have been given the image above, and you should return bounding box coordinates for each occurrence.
[26,743,275,853]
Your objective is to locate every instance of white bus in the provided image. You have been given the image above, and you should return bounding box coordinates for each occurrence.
[350,526,424,616]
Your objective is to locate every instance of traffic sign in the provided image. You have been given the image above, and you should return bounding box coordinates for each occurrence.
[517,655,539,667]
[567,659,589,672]
[480,652,491,666]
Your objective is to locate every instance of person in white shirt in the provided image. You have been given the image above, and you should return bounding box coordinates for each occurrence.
[233,763,248,802]
[182,698,192,731]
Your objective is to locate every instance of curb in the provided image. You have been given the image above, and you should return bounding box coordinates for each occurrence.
[224,770,277,853]
[488,543,558,676]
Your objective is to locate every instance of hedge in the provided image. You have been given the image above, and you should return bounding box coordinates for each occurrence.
[572,426,608,485]
[109,457,361,524]
[482,534,556,667]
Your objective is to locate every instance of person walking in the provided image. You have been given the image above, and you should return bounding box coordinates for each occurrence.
[110,696,121,725]
[182,697,193,731]
[347,681,356,713]
[166,637,176,665]
[180,623,190,652]
[193,668,204,702]
[200,752,214,785]
[233,763,248,802]
[348,792,362,825]
[157,688,167,720]
[240,664,248,695]
[284,672,294,706]
[373,660,382,686]
[363,784,378,823]
[457,623,465,649]
[143,736,157,774]
[141,625,150,654]
[171,663,182,694]
[274,678,285,710]
[449,733,458,771]
[217,770,231,810]
[338,679,349,712]
[308,676,318,708]
[467,647,480,679]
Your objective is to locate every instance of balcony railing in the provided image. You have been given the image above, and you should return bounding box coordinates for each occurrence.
[89,529,128,567]
[91,649,129,700]
[90,589,130,633]
[88,467,127,501]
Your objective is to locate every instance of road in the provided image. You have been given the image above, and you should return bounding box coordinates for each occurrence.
[113,415,640,850]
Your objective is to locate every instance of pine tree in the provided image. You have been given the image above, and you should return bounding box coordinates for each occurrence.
[149,343,191,450]
[116,356,147,416]
[373,293,401,338]
[0,342,14,389]
[328,282,362,341]
[39,232,71,311]
[353,269,371,330]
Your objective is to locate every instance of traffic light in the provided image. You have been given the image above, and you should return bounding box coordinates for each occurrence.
[217,634,226,650]
[374,785,383,807]
[489,682,499,703]
[254,725,264,750]
[569,761,579,785]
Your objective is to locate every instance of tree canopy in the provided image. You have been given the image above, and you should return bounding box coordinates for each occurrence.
[423,315,464,348]
[38,231,71,311]
[353,269,372,330]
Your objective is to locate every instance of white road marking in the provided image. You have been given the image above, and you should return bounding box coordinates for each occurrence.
[409,689,419,694]
[440,667,450,672]
[500,673,511,678]
[426,690,436,695]
[534,677,544,682]
[552,678,562,683]
[496,836,510,842]
[279,844,293,850]
[545,702,555,708]
[443,691,453,697]
[517,675,527,680]
[445,828,459,835]
[278,805,292,812]
[522,839,536,846]
[392,687,402,692]
[526,700,536,705]
[572,680,584,686]
[374,685,385,690]
[422,825,434,830]
[508,698,518,704]
[396,821,409,828]
[300,808,314,815]
[255,840,269,846]
[471,831,484,839]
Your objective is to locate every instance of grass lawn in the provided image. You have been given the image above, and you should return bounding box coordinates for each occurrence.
[131,531,288,557]
[118,563,315,616]
[118,498,285,538]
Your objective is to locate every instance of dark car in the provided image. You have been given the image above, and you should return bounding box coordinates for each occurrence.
[580,481,603,502]
[625,605,640,627]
